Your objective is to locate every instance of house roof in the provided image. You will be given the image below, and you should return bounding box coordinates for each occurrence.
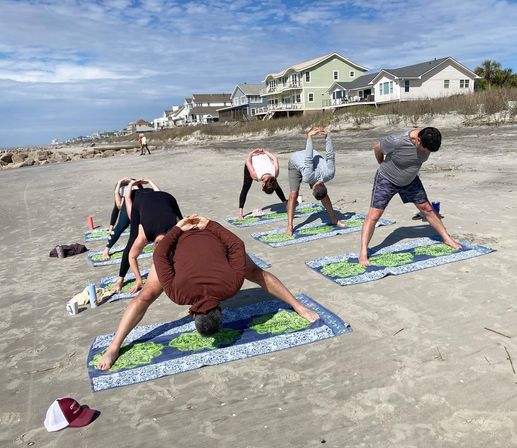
[370,57,480,83]
[235,83,263,96]
[166,106,184,118]
[192,93,231,103]
[329,72,379,91]
[263,52,368,81]
[190,106,221,116]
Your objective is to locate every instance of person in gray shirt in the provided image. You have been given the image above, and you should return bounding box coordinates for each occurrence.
[359,127,461,265]
[286,127,345,235]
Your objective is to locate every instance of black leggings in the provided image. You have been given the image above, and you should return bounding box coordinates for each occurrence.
[238,164,287,209]
[106,202,130,249]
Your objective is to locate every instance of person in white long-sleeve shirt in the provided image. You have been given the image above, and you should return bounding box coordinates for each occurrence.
[285,127,345,235]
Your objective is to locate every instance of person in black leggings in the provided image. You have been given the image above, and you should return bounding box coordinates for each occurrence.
[102,178,150,260]
[238,148,287,219]
[113,180,183,293]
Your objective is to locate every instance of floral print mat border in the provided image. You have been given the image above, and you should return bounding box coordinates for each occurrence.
[306,237,495,286]
[251,214,395,248]
[87,294,351,392]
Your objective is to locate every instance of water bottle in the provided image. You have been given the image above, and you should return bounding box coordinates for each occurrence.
[87,281,97,309]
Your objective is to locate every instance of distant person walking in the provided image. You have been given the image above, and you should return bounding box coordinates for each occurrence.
[238,148,288,219]
[140,134,151,155]
[285,127,345,235]
[358,127,461,265]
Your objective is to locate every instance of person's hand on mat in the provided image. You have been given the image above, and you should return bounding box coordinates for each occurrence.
[101,247,110,260]
[294,304,319,323]
[129,280,142,294]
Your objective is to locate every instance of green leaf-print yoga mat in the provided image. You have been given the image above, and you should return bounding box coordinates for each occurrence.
[306,238,495,286]
[252,214,395,247]
[87,294,351,391]
[84,227,129,242]
[227,203,338,227]
[87,244,154,266]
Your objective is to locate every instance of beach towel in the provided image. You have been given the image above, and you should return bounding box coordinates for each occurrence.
[306,237,495,286]
[84,228,129,242]
[247,252,271,269]
[98,270,150,302]
[251,214,395,248]
[87,294,351,392]
[87,244,154,266]
[226,203,338,228]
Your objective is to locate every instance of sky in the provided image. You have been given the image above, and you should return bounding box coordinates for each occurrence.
[1,0,517,148]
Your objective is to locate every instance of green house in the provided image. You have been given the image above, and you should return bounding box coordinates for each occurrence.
[256,53,368,119]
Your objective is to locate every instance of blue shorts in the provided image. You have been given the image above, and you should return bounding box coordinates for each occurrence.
[370,171,428,209]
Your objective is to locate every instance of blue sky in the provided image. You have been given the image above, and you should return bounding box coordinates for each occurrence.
[1,0,516,148]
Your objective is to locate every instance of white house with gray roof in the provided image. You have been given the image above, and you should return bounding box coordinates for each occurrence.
[326,57,479,109]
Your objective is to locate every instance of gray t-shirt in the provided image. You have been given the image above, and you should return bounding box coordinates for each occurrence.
[378,131,430,186]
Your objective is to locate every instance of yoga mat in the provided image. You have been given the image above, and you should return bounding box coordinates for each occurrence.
[84,227,129,242]
[227,202,338,228]
[87,244,154,266]
[247,252,271,269]
[98,270,150,302]
[252,214,395,248]
[87,294,351,392]
[306,237,495,286]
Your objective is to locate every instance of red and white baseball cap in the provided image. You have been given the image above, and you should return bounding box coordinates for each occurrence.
[44,397,97,432]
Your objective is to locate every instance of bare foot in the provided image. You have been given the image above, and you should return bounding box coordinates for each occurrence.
[334,220,347,228]
[444,239,462,250]
[296,306,319,323]
[358,254,370,266]
[97,348,119,370]
[101,248,110,261]
[111,278,124,293]
[285,227,293,237]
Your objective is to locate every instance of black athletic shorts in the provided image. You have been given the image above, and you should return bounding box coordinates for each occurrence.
[371,171,428,209]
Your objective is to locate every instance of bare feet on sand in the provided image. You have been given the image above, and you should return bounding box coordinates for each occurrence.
[358,253,370,266]
[101,247,110,260]
[97,348,119,370]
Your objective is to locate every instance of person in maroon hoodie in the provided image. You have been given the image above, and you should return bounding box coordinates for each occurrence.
[97,215,319,370]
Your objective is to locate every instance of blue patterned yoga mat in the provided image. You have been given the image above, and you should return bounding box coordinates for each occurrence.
[98,270,150,302]
[306,237,495,286]
[84,227,129,242]
[87,294,351,392]
[87,244,154,266]
[251,214,395,248]
[227,203,338,228]
[247,252,271,269]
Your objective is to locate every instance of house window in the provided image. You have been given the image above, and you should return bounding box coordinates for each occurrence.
[335,90,343,99]
[305,72,311,82]
[389,81,393,94]
[444,80,450,88]
[378,84,382,95]
[333,71,339,81]
[383,82,389,95]
[460,79,470,88]
[350,71,355,77]
[251,108,256,116]
[295,94,301,103]
[308,92,314,102]
[404,80,410,92]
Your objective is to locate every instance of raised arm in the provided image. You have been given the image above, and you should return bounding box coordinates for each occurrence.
[245,150,259,181]
[263,149,280,177]
[152,225,184,299]
[124,180,138,218]
[204,220,246,276]
[374,143,384,164]
[142,178,160,191]
[114,178,126,209]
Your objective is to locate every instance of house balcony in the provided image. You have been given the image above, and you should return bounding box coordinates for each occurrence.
[260,82,302,96]
[322,95,376,109]
[254,103,304,115]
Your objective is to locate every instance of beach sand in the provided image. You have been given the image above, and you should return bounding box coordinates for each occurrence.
[1,123,516,447]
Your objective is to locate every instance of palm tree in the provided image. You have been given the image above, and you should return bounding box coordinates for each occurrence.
[475,60,502,90]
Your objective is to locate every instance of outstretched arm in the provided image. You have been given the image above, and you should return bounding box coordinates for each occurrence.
[374,143,384,164]
[204,220,246,276]
[152,225,184,298]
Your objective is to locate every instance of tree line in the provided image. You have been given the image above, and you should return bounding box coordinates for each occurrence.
[475,60,517,90]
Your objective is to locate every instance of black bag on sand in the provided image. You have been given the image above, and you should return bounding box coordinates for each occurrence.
[49,244,88,258]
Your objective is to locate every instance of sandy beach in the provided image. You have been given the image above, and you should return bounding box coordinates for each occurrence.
[1,122,516,447]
